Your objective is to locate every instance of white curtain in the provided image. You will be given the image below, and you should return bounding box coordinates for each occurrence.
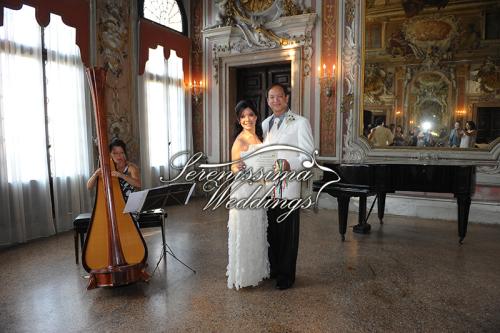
[0,6,55,245]
[0,7,92,246]
[139,47,190,188]
[44,14,92,232]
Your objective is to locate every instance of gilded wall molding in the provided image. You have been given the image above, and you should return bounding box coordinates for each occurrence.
[340,0,500,168]
[192,0,204,154]
[319,0,337,157]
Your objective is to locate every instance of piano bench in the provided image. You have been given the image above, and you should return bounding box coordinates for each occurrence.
[72,210,167,265]
[313,181,377,241]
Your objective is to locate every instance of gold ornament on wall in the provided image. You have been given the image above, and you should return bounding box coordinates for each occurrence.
[240,0,274,13]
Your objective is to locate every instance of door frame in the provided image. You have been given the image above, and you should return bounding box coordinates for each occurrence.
[219,47,303,162]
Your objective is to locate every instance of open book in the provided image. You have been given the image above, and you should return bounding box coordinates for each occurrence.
[123,182,196,213]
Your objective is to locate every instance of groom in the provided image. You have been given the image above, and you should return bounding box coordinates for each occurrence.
[262,83,314,290]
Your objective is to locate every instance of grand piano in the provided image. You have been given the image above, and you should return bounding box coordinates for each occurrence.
[313,164,476,244]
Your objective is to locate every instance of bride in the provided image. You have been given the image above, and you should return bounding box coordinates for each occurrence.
[227,99,270,290]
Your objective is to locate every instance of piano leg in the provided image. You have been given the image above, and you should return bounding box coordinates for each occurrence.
[337,196,350,241]
[456,194,472,244]
[353,195,371,234]
[377,193,386,224]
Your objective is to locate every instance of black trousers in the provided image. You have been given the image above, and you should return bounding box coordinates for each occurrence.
[267,206,300,283]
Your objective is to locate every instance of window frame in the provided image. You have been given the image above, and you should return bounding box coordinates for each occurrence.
[139,0,188,36]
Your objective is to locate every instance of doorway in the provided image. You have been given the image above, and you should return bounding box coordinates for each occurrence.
[227,62,291,152]
[236,63,291,121]
[218,47,302,163]
[476,107,500,144]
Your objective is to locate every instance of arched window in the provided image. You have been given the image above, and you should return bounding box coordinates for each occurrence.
[139,47,188,186]
[141,0,187,35]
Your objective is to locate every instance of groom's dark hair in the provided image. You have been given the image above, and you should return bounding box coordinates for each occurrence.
[233,99,263,141]
[267,83,289,97]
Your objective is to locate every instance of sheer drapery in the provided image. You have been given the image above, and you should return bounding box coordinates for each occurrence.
[139,47,190,188]
[45,14,92,232]
[0,6,92,246]
[0,6,55,245]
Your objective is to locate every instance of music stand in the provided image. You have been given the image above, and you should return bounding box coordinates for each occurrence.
[125,182,196,274]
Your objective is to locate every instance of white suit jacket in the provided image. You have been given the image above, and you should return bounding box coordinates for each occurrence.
[262,110,314,199]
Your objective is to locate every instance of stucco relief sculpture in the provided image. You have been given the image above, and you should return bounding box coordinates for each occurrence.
[97,0,136,160]
[342,0,366,163]
[204,0,316,82]
[99,1,127,78]
[473,58,500,94]
[240,0,275,13]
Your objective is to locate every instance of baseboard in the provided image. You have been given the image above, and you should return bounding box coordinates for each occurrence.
[316,193,500,225]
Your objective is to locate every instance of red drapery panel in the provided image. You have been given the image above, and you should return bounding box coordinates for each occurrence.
[138,18,191,83]
[0,0,90,67]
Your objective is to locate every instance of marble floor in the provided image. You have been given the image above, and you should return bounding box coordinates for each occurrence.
[1,198,500,332]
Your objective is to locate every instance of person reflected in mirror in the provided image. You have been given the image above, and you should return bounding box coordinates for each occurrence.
[363,123,373,138]
[408,127,420,146]
[449,121,462,148]
[368,118,394,147]
[393,125,406,146]
[389,123,396,135]
[418,128,434,147]
[460,120,477,148]
[87,138,141,202]
[436,128,448,147]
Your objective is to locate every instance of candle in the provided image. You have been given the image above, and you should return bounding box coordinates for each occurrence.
[322,63,326,77]
[332,64,336,78]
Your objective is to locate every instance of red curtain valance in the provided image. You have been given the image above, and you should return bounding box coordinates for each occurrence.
[138,18,191,83]
[0,0,90,67]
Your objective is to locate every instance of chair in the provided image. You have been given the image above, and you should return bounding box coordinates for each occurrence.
[73,210,167,264]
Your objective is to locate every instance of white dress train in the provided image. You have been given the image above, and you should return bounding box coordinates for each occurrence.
[227,144,270,289]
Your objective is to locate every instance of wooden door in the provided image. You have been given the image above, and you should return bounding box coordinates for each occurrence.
[236,63,291,122]
[477,107,500,144]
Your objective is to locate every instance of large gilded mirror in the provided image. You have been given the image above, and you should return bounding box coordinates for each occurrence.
[362,0,500,151]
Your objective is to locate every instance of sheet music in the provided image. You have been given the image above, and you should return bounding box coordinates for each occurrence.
[123,189,148,213]
[123,182,196,213]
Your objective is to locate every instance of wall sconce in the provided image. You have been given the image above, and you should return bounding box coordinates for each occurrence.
[456,109,466,118]
[395,109,402,116]
[190,80,203,105]
[318,64,335,97]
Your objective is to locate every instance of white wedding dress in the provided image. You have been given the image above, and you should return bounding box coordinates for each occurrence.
[227,144,270,290]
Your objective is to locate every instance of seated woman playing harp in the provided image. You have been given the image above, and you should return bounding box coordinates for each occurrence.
[87,138,141,202]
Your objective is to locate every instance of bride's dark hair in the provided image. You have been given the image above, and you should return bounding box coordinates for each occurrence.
[233,99,263,141]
